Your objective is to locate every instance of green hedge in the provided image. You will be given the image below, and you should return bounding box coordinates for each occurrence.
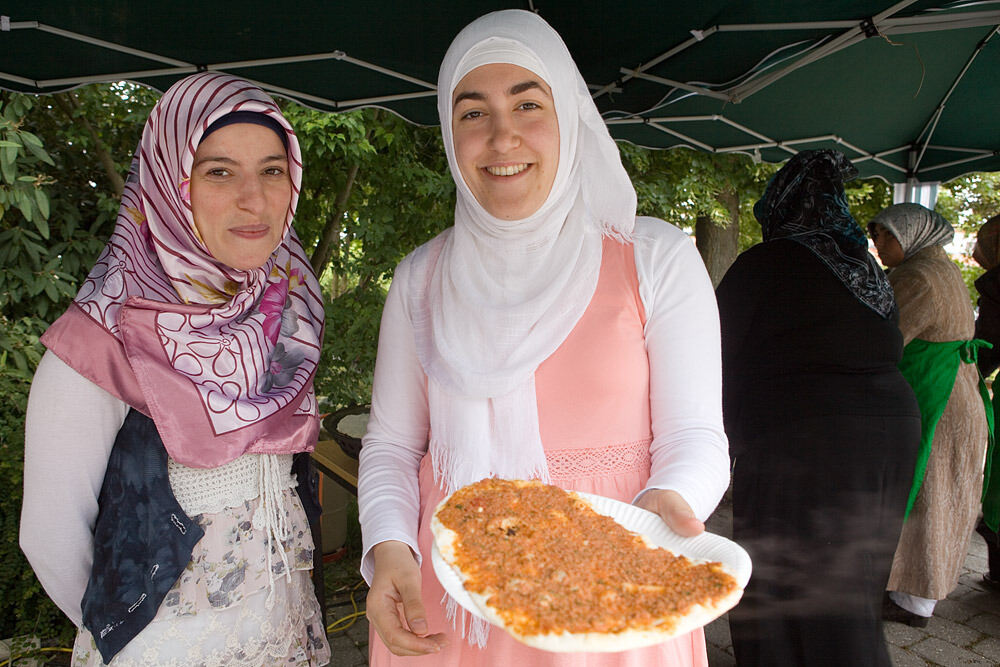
[0,318,75,646]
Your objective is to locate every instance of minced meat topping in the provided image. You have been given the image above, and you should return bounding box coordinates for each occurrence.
[436,478,737,637]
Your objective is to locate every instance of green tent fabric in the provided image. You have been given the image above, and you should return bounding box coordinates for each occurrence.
[897,338,994,523]
[2,1,1000,182]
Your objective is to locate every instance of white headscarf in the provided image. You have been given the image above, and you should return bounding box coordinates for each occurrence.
[406,9,636,496]
[869,202,955,259]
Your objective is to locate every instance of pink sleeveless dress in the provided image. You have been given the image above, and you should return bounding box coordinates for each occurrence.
[369,238,709,666]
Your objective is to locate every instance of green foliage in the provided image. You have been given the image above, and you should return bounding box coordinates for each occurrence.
[1,85,156,321]
[0,316,46,380]
[844,177,892,228]
[619,144,779,251]
[619,145,894,254]
[0,336,74,645]
[937,172,1000,237]
[284,104,454,409]
[0,95,52,231]
[0,94,58,320]
[955,258,985,308]
[0,85,156,649]
[935,173,1000,305]
[316,285,386,410]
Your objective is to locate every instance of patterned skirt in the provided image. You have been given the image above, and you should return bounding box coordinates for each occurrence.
[71,487,331,666]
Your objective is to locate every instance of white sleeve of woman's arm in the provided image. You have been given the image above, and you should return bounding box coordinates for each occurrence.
[357,256,430,584]
[632,218,731,521]
[20,350,128,628]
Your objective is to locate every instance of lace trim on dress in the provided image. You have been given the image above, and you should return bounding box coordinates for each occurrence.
[167,453,295,516]
[545,438,652,480]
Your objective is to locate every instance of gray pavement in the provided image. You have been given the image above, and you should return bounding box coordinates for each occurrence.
[326,496,1000,666]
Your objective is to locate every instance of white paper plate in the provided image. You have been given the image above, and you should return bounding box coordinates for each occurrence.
[431,490,752,622]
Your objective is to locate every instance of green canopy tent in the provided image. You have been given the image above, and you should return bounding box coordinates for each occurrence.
[2,0,999,183]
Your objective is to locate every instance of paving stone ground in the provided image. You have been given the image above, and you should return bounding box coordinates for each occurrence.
[326,493,1000,666]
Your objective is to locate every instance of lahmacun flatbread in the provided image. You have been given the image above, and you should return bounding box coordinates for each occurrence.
[431,478,743,652]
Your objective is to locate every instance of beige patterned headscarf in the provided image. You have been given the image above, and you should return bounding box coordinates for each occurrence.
[869,203,954,259]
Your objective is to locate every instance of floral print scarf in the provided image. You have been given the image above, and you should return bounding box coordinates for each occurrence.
[41,73,324,468]
[754,149,896,318]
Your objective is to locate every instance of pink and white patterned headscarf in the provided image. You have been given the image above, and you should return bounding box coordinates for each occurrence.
[41,72,324,468]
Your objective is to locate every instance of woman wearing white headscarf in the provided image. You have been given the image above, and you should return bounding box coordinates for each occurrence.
[358,9,729,666]
[869,203,991,625]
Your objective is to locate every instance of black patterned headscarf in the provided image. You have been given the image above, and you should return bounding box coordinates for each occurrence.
[754,149,896,318]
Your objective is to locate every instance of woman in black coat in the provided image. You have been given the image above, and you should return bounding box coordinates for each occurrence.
[972,214,1000,588]
[717,150,920,666]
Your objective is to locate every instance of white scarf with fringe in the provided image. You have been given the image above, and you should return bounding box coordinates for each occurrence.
[410,9,637,646]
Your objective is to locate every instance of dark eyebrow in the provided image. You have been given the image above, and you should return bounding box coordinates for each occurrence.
[509,80,545,96]
[453,90,485,107]
[193,154,286,168]
[193,155,236,168]
[452,80,548,108]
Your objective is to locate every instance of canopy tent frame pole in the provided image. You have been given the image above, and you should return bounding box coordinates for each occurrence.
[618,68,730,101]
[227,74,436,111]
[7,19,190,67]
[717,10,1000,35]
[19,67,200,89]
[925,144,1000,155]
[591,26,721,99]
[835,150,909,174]
[638,122,717,152]
[761,134,906,173]
[872,145,911,158]
[725,8,1000,103]
[607,112,910,174]
[210,52,436,92]
[882,9,1000,34]
[592,14,914,101]
[729,0,922,101]
[0,69,38,88]
[911,24,1000,175]
[1,16,437,106]
[594,4,1000,111]
[230,76,346,111]
[336,90,438,109]
[920,150,999,175]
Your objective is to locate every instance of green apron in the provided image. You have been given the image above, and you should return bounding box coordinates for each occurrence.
[988,389,1000,532]
[897,339,996,527]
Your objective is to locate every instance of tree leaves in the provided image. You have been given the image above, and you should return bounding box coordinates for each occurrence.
[1,86,144,324]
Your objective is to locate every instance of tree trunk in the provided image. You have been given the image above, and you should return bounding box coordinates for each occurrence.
[309,162,360,277]
[54,93,125,197]
[694,189,740,287]
[310,111,381,277]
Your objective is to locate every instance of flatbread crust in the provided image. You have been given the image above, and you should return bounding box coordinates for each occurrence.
[431,478,743,652]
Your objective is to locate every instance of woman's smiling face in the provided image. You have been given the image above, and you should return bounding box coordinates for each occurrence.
[190,122,291,271]
[451,63,560,221]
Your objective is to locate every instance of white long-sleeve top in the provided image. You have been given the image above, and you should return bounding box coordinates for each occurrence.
[20,352,300,630]
[358,219,731,582]
[20,350,130,627]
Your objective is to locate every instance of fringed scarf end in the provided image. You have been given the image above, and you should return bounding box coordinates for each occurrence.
[444,593,490,648]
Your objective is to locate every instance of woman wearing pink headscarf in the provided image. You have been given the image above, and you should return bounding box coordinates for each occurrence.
[358,9,729,666]
[20,73,330,666]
